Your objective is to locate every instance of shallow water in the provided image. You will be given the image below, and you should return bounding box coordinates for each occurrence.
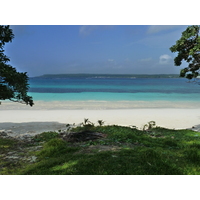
[28,75,200,102]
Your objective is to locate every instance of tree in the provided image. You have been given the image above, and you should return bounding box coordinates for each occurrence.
[0,25,33,106]
[170,25,200,80]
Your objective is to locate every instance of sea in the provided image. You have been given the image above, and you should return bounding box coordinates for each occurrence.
[28,74,200,103]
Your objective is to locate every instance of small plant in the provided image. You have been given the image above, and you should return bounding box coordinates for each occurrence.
[82,118,94,126]
[66,124,71,128]
[97,120,105,126]
[65,123,75,133]
[143,121,156,131]
[80,118,95,132]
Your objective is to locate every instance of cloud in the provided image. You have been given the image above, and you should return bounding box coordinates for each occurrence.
[147,25,181,34]
[126,26,186,47]
[159,54,172,65]
[108,59,114,62]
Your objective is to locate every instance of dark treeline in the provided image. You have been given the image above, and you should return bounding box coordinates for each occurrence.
[34,74,180,79]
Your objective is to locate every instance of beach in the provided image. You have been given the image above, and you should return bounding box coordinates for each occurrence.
[1,101,200,135]
[0,75,197,135]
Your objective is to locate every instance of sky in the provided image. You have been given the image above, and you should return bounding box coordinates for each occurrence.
[4,25,188,77]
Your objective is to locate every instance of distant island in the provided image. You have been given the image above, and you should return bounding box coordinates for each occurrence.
[33,74,180,79]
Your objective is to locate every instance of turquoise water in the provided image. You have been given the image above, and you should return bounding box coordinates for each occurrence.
[28,75,200,102]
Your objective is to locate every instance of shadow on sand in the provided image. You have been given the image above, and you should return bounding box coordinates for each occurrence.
[0,121,67,135]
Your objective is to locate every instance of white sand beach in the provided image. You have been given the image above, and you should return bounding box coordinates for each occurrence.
[1,100,200,135]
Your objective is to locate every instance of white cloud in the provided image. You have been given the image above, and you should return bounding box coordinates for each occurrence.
[108,59,114,62]
[159,54,172,65]
[147,25,181,34]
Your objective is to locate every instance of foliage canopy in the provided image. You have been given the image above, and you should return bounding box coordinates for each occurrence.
[170,25,200,80]
[0,25,33,106]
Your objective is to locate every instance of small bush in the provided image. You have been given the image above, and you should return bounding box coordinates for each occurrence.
[97,120,105,126]
[36,138,68,158]
[33,132,59,142]
[44,138,66,147]
[36,138,80,160]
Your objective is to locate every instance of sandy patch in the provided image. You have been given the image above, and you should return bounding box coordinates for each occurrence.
[0,108,200,135]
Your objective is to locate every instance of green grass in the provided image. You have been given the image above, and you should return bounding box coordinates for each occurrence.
[0,137,37,175]
[33,131,59,142]
[1,125,200,175]
[0,138,18,151]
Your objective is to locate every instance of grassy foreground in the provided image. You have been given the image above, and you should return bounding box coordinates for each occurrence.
[1,123,200,175]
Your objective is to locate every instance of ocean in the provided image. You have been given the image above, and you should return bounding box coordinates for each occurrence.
[28,74,200,102]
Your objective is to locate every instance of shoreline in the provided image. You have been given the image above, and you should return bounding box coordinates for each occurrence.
[1,100,200,110]
[1,108,200,135]
[1,100,200,135]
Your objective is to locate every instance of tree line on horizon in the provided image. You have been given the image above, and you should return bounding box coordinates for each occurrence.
[35,74,180,79]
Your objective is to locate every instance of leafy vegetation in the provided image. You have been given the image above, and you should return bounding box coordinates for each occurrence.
[33,131,59,142]
[0,138,18,151]
[0,137,39,175]
[170,25,200,81]
[1,120,200,175]
[0,25,33,106]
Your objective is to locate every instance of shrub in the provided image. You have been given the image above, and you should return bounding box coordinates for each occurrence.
[33,132,59,142]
